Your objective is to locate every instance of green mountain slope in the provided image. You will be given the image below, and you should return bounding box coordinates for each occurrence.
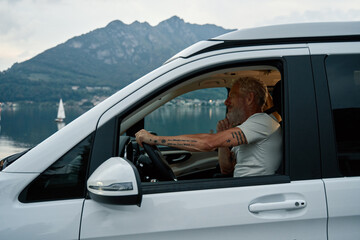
[0,16,233,103]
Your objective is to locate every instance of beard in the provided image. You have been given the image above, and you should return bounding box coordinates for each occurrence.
[227,108,246,127]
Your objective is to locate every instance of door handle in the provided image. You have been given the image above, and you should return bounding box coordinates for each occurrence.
[249,200,307,213]
[165,153,191,163]
[172,154,189,162]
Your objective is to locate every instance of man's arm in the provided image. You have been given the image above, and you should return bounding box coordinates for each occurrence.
[135,127,247,153]
[216,118,243,174]
[218,147,236,175]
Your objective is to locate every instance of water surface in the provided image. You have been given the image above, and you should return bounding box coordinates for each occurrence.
[0,104,226,159]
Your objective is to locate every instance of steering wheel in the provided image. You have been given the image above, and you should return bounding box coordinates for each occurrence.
[142,143,177,181]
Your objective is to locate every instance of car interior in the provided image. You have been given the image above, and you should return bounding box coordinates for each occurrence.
[118,64,283,182]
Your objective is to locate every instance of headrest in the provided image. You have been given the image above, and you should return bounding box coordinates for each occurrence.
[265,80,282,116]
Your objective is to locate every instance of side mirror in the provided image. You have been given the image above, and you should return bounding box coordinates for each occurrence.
[87,157,142,206]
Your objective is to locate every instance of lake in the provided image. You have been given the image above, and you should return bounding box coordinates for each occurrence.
[0,104,86,159]
[0,104,226,159]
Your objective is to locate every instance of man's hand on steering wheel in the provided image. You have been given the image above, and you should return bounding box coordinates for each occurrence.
[135,129,155,147]
[135,129,176,181]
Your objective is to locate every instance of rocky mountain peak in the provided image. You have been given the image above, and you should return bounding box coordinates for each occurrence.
[106,19,126,28]
[0,17,234,103]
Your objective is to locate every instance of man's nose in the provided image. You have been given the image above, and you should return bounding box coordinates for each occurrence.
[224,97,230,106]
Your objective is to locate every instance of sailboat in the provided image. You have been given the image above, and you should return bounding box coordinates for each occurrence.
[55,98,66,122]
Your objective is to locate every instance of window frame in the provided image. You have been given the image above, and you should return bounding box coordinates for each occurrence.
[117,59,291,193]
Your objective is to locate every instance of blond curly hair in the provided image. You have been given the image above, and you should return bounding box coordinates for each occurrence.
[233,77,268,110]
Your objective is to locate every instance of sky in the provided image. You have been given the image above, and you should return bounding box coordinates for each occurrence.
[1,0,360,71]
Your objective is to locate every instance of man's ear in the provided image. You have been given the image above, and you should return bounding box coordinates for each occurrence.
[245,92,255,106]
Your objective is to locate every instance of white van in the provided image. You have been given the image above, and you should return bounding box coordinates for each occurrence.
[1,21,360,240]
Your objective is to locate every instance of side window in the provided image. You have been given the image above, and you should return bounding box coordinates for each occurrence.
[145,88,227,136]
[19,134,93,202]
[120,63,288,192]
[326,54,360,176]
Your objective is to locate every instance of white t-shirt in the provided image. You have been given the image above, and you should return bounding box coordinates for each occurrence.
[232,113,282,177]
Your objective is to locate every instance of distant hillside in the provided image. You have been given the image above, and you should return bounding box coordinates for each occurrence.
[0,16,234,103]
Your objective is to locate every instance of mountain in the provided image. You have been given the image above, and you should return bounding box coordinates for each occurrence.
[0,16,234,103]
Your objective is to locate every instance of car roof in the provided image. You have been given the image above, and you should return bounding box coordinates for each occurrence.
[165,21,360,63]
[213,21,360,41]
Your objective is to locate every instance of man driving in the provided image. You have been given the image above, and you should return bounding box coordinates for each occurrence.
[135,77,282,177]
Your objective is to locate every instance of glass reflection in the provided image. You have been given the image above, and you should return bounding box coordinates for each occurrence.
[0,136,30,159]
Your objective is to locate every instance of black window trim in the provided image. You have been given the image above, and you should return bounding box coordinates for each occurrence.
[282,55,322,180]
[142,175,290,195]
[311,54,341,178]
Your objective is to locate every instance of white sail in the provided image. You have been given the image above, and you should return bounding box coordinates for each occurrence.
[55,99,66,122]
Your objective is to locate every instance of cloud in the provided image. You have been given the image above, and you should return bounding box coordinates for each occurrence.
[263,8,360,26]
[0,2,22,36]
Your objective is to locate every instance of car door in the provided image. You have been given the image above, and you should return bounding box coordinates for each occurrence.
[80,47,328,240]
[310,44,360,240]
